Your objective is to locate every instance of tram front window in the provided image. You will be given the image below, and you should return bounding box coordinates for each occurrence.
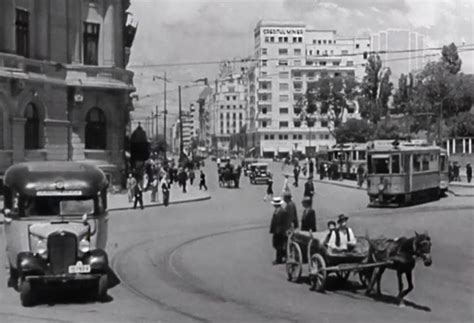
[391,155,400,174]
[22,197,95,216]
[371,156,390,174]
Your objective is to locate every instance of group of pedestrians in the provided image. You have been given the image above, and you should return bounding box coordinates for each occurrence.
[126,157,208,210]
[449,162,472,183]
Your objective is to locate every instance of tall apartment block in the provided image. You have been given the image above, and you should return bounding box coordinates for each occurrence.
[371,29,425,82]
[248,20,369,158]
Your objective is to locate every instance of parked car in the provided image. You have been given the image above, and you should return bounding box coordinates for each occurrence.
[249,163,270,184]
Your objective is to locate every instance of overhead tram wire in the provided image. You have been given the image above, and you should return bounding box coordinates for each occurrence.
[128,44,474,69]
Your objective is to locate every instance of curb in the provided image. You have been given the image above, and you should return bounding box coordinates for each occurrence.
[282,172,362,190]
[108,194,211,212]
[447,189,474,197]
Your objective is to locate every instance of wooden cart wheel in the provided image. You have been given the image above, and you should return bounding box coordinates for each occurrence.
[286,242,303,282]
[336,270,350,281]
[310,253,326,292]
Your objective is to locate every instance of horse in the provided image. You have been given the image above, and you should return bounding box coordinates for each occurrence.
[365,232,432,306]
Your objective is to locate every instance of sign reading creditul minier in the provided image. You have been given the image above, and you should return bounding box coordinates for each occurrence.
[262,28,304,35]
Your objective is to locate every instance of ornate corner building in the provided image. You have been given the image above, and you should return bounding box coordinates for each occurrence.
[0,0,137,187]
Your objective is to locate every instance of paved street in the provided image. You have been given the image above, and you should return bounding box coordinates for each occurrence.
[1,161,473,322]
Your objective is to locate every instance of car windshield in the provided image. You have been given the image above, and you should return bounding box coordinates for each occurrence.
[22,197,95,216]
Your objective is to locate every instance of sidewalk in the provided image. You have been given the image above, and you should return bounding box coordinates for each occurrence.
[283,172,474,196]
[0,184,211,214]
[108,184,211,211]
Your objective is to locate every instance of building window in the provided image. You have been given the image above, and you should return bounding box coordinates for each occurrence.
[279,71,289,79]
[356,43,360,49]
[16,9,30,57]
[279,95,289,102]
[318,40,322,44]
[307,72,315,78]
[262,121,267,128]
[333,61,340,66]
[278,48,288,55]
[321,120,328,127]
[328,40,332,44]
[294,48,302,56]
[264,135,269,140]
[278,37,283,42]
[232,113,236,119]
[227,105,230,109]
[24,103,41,149]
[284,134,288,140]
[270,37,274,42]
[341,50,349,55]
[293,82,303,91]
[262,107,267,114]
[320,61,327,66]
[293,37,298,43]
[346,60,354,66]
[270,134,274,140]
[85,107,106,150]
[233,96,237,100]
[265,37,269,43]
[83,22,100,65]
[278,135,283,140]
[283,37,288,42]
[294,121,301,128]
[279,108,289,114]
[220,105,224,109]
[262,48,267,55]
[298,134,303,140]
[294,60,301,66]
[323,40,327,44]
[278,60,288,66]
[279,121,289,128]
[279,83,289,91]
[262,60,267,67]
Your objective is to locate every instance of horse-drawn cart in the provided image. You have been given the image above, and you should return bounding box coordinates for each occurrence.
[286,230,391,292]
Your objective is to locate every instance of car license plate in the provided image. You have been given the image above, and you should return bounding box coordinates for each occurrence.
[68,261,91,274]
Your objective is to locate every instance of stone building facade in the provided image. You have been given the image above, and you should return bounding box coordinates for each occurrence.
[0,0,136,186]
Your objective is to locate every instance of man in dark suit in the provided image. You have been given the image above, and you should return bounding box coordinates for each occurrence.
[301,196,316,231]
[303,177,315,205]
[269,197,293,265]
[283,191,298,230]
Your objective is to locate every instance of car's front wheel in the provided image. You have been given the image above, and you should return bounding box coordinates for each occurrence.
[20,279,36,307]
[96,274,108,302]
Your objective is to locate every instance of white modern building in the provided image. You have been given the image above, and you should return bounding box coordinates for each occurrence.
[249,20,368,158]
[212,70,248,155]
[371,29,426,82]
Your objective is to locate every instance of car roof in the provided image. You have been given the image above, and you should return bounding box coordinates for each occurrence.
[251,162,268,166]
[4,161,108,196]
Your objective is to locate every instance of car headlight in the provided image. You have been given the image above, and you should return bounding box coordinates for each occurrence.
[377,183,385,191]
[37,238,47,258]
[30,235,47,258]
[79,238,90,253]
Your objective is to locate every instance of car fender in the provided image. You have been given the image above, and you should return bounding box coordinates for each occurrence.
[17,252,46,276]
[83,249,108,273]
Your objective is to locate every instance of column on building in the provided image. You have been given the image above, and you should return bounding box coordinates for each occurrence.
[11,117,26,163]
[446,139,450,156]
[35,0,50,60]
[71,0,83,64]
[462,138,466,154]
[103,0,116,66]
[452,138,456,154]
[469,138,472,154]
[0,0,15,53]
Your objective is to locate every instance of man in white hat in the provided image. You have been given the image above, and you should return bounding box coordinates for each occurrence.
[336,214,356,251]
[269,197,289,264]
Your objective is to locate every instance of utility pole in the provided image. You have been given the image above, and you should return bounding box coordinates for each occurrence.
[163,72,167,159]
[438,102,443,146]
[151,111,154,138]
[155,105,158,139]
[178,85,184,160]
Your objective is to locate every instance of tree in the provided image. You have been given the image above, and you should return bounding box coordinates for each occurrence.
[441,43,462,75]
[297,75,358,133]
[150,134,167,154]
[447,111,474,137]
[334,119,374,143]
[358,55,393,123]
[373,118,405,140]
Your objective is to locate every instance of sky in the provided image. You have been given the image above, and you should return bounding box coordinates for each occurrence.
[127,0,474,126]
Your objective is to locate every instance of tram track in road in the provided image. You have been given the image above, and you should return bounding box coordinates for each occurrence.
[111,223,300,323]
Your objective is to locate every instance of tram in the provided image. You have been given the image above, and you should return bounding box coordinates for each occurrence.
[327,143,367,180]
[366,140,447,206]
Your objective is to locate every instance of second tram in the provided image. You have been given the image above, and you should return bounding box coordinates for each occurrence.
[366,140,447,206]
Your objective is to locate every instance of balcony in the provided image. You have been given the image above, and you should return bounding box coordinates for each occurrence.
[0,52,66,81]
[66,65,135,91]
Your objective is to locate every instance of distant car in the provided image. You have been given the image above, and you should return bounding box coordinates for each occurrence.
[242,159,259,176]
[210,155,217,161]
[249,162,270,184]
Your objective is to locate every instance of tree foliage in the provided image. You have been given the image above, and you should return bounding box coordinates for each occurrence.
[447,112,474,137]
[358,55,393,123]
[373,118,405,140]
[297,75,358,132]
[334,119,374,143]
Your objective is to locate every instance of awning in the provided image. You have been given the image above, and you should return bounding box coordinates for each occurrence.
[263,148,275,152]
[278,147,290,152]
[248,147,256,152]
